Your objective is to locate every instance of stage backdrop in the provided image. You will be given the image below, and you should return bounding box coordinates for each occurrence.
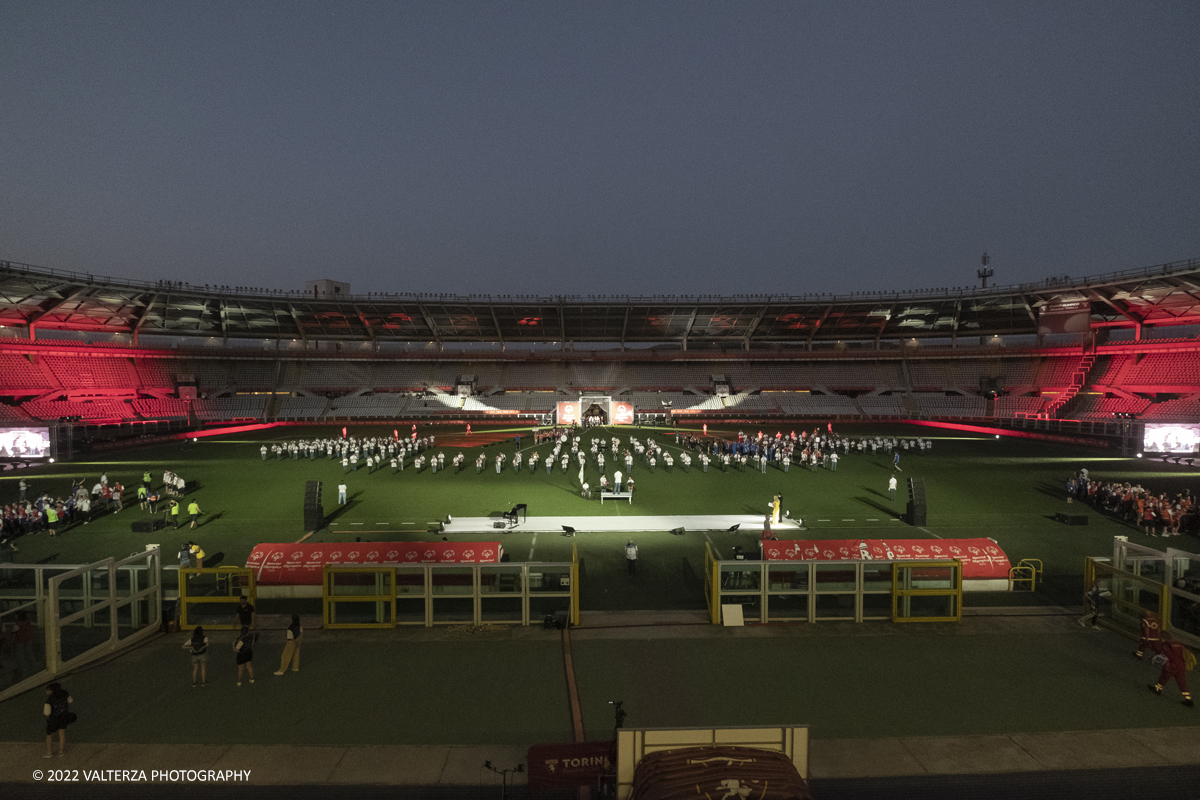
[246,541,503,585]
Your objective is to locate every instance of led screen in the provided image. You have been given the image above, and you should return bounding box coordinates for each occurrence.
[1143,423,1200,454]
[0,427,52,459]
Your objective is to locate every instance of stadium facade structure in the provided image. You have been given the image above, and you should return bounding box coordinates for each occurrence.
[1,257,1200,440]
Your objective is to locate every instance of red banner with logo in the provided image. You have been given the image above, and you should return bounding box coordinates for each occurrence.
[556,401,579,426]
[245,541,504,585]
[527,741,613,790]
[760,538,1009,580]
[611,400,634,425]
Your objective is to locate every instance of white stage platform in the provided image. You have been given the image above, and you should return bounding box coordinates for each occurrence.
[442,514,805,535]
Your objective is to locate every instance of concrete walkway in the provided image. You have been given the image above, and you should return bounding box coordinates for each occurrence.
[4,726,1200,786]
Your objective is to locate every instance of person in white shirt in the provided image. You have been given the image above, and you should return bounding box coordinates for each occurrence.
[625,541,638,575]
[888,474,898,500]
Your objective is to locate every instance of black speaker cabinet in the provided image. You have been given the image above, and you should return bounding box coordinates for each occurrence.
[1056,512,1088,525]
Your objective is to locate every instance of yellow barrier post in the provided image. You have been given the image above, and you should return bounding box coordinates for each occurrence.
[178,567,255,630]
[570,541,580,627]
[892,559,962,622]
[323,566,396,628]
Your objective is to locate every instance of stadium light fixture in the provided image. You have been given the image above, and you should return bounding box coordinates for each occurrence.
[1137,453,1143,458]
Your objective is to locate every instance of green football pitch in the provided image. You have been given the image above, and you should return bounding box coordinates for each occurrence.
[3,421,1198,609]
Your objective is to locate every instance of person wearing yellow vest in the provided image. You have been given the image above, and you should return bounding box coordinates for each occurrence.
[169,499,181,529]
[187,498,203,530]
[46,505,60,537]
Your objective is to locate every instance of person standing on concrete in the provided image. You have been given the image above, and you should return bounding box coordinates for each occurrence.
[1148,631,1194,707]
[184,626,209,687]
[234,625,257,686]
[1135,611,1163,659]
[274,614,302,676]
[625,540,638,575]
[1078,581,1102,628]
[888,474,898,501]
[235,594,255,629]
[43,682,74,758]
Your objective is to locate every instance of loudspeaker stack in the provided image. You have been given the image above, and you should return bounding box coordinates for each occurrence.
[906,477,927,527]
[304,480,324,532]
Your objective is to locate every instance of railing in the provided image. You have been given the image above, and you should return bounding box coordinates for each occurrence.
[178,567,256,630]
[1008,559,1043,592]
[4,255,1199,307]
[1,549,162,703]
[322,551,579,628]
[706,557,962,624]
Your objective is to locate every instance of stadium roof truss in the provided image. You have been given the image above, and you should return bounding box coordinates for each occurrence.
[2,257,1198,345]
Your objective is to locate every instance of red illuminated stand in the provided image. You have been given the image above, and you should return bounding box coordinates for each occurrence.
[245,541,503,585]
[760,537,1011,590]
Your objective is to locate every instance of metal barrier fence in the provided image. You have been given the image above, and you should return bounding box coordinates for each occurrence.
[1083,536,1199,646]
[178,567,256,630]
[1,548,162,703]
[703,546,962,624]
[324,544,579,628]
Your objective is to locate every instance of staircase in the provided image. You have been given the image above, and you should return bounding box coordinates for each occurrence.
[1045,354,1096,418]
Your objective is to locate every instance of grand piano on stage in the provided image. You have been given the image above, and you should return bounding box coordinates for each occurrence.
[503,503,527,527]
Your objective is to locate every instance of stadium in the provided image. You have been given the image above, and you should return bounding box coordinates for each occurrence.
[3,255,1200,798]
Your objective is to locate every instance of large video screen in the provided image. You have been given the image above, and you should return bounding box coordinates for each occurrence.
[1144,423,1200,454]
[0,427,52,459]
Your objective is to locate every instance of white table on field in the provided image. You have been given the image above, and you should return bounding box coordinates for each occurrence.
[600,490,633,505]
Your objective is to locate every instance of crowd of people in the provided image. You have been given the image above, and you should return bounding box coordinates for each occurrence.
[1069,469,1196,536]
[259,427,931,508]
[261,430,437,474]
[1,467,198,551]
[181,599,303,689]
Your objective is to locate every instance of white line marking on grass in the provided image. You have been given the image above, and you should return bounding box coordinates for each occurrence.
[350,522,363,525]
[842,519,855,522]
[817,519,830,522]
[918,527,943,539]
[401,522,415,526]
[890,518,901,522]
[376,522,389,525]
[866,518,879,522]
[528,533,538,561]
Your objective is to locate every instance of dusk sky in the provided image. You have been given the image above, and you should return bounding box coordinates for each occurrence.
[2,2,1197,297]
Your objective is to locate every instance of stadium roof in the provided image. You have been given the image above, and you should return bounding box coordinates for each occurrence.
[2,257,1198,346]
